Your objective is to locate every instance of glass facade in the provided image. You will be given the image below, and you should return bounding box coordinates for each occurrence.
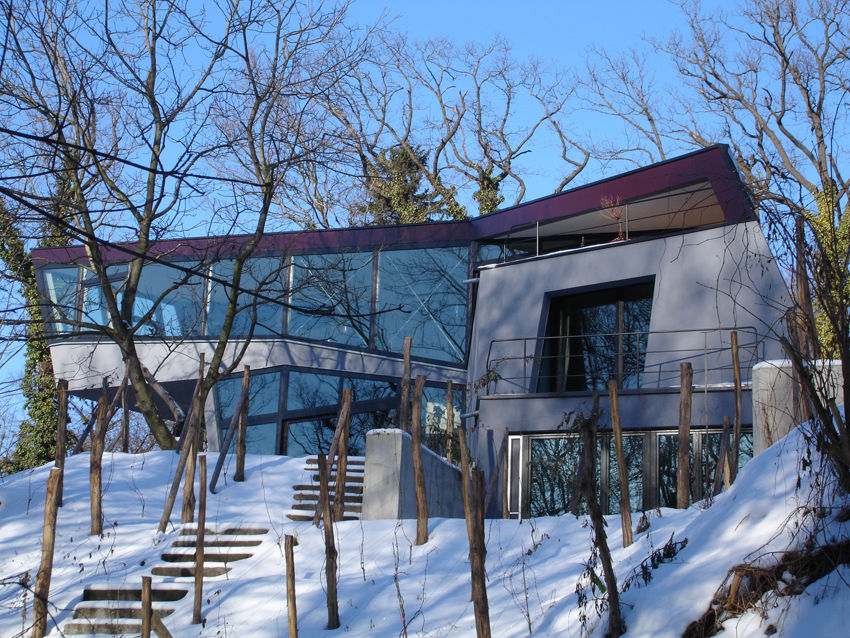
[289,252,374,347]
[38,244,470,365]
[207,257,287,337]
[213,367,463,458]
[376,247,468,362]
[516,428,752,517]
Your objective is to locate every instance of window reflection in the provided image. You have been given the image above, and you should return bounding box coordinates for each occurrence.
[217,371,281,422]
[289,252,373,346]
[42,267,78,334]
[538,281,654,392]
[376,247,468,362]
[207,257,286,337]
[81,265,126,330]
[608,435,643,514]
[132,263,205,336]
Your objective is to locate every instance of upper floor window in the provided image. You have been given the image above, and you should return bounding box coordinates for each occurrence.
[537,280,655,392]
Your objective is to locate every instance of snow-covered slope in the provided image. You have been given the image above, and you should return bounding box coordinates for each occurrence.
[0,425,847,637]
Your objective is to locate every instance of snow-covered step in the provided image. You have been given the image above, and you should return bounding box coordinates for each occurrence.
[82,585,188,603]
[179,526,269,536]
[150,564,232,578]
[170,537,263,548]
[72,603,175,620]
[63,619,145,635]
[160,550,253,563]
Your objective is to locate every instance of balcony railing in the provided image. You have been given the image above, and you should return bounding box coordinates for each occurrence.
[481,326,762,396]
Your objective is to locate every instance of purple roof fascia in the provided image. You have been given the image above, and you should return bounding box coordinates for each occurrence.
[468,144,752,238]
[31,145,751,267]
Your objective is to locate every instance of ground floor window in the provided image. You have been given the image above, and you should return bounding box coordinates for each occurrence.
[214,367,463,457]
[508,427,752,518]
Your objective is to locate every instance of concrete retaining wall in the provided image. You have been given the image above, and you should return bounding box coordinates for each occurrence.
[361,428,465,520]
[752,359,844,455]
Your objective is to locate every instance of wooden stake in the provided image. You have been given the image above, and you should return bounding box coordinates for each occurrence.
[713,416,733,497]
[32,468,61,638]
[399,337,412,433]
[182,359,206,523]
[157,415,199,534]
[90,380,108,536]
[332,400,350,522]
[730,331,743,481]
[410,375,429,545]
[312,389,351,526]
[141,575,152,638]
[468,470,491,638]
[121,387,129,454]
[55,379,68,508]
[317,455,340,629]
[677,362,693,509]
[285,534,298,638]
[445,381,454,465]
[193,456,207,624]
[234,365,250,482]
[608,380,633,547]
[458,421,473,542]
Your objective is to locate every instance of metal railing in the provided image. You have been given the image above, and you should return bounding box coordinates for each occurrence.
[481,326,761,396]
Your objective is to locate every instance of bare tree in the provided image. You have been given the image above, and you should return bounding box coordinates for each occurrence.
[579,0,850,490]
[321,34,589,221]
[0,0,369,449]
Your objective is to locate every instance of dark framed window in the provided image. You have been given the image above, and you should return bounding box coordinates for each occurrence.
[537,280,654,393]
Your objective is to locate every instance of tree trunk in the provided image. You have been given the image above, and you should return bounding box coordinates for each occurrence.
[730,332,743,481]
[54,379,68,507]
[90,382,108,536]
[285,534,298,638]
[468,470,491,638]
[193,456,206,624]
[399,336,412,432]
[445,380,454,464]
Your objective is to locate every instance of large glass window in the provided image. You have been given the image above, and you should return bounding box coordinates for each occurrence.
[42,266,78,334]
[376,247,468,362]
[538,281,654,392]
[288,252,374,347]
[132,263,205,336]
[608,434,644,514]
[81,265,126,330]
[207,257,287,337]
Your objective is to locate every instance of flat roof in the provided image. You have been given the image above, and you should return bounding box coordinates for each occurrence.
[32,145,753,266]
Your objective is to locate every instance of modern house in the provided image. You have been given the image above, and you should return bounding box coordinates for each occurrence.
[33,145,790,517]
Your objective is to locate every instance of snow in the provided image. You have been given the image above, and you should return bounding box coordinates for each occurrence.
[0,426,848,637]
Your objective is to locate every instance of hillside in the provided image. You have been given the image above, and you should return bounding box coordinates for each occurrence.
[0,424,848,637]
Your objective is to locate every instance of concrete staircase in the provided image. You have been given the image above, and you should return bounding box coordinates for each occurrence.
[63,525,269,636]
[287,456,364,522]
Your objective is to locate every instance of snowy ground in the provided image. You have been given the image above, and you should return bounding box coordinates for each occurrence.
[0,425,848,637]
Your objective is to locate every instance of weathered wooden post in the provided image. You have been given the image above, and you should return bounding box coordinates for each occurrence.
[317,454,340,629]
[399,337,412,432]
[677,362,693,509]
[730,331,743,481]
[285,534,298,638]
[141,575,152,638]
[410,375,429,545]
[445,380,454,465]
[457,421,473,541]
[182,358,205,523]
[234,365,250,482]
[468,470,491,638]
[311,388,351,526]
[32,468,61,638]
[501,431,509,519]
[121,388,130,453]
[193,455,207,624]
[55,379,68,507]
[608,380,633,547]
[90,379,108,536]
[712,416,733,497]
[332,394,350,522]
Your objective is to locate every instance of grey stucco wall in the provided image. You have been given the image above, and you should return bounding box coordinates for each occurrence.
[362,428,465,520]
[467,221,790,477]
[752,360,844,454]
